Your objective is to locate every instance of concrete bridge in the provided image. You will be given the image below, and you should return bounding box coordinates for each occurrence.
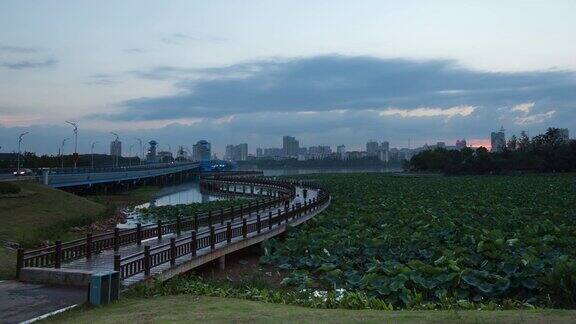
[40,162,201,189]
[16,175,330,289]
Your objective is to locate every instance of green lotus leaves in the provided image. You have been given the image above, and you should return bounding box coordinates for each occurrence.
[261,173,576,308]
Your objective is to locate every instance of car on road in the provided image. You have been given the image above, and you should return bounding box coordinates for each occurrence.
[13,168,34,176]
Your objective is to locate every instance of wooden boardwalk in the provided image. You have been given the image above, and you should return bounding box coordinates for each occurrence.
[18,177,330,287]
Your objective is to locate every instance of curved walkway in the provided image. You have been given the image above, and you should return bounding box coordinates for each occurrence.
[18,176,330,288]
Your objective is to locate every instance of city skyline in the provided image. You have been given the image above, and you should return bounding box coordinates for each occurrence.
[1,1,576,155]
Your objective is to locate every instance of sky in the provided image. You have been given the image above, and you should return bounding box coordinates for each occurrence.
[0,0,575,156]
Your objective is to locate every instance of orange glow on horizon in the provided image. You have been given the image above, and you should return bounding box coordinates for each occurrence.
[468,138,491,150]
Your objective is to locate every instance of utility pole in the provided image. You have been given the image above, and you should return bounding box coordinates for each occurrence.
[129,144,133,167]
[61,138,70,169]
[90,141,98,169]
[110,132,119,168]
[17,132,29,172]
[65,121,78,169]
[136,138,143,165]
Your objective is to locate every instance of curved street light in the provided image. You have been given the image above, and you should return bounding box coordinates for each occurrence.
[90,141,98,169]
[61,137,70,169]
[17,132,29,172]
[65,121,78,168]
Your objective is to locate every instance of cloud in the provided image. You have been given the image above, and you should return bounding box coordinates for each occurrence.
[123,48,145,54]
[0,45,39,53]
[161,33,225,45]
[379,106,476,118]
[511,102,534,115]
[1,59,57,70]
[514,110,556,125]
[85,73,118,86]
[104,55,576,122]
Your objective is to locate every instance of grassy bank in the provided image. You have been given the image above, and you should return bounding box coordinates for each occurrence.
[0,182,161,279]
[47,295,576,323]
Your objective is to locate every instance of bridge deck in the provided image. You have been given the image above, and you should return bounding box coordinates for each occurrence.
[55,186,317,286]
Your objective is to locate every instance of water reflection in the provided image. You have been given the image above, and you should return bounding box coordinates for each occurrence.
[120,180,222,228]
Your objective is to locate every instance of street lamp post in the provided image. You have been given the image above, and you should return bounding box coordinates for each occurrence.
[90,141,98,170]
[65,121,78,169]
[129,144,133,167]
[17,132,29,172]
[110,132,119,168]
[61,138,70,169]
[136,138,143,165]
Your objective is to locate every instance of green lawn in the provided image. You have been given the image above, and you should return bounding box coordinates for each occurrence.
[47,295,576,323]
[0,181,107,246]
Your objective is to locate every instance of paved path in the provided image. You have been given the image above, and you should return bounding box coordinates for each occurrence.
[0,281,86,324]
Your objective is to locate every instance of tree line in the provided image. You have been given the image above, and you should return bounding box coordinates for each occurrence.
[408,128,576,174]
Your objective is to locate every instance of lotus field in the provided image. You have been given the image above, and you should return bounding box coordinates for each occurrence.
[262,173,576,308]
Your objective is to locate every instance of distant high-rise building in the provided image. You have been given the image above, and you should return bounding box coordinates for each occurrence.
[456,139,467,150]
[366,141,379,156]
[110,139,122,157]
[192,140,211,161]
[491,126,506,153]
[256,148,263,158]
[283,136,299,157]
[559,128,570,142]
[308,145,331,159]
[236,143,248,161]
[337,145,346,158]
[225,143,248,161]
[146,140,159,163]
[380,141,390,152]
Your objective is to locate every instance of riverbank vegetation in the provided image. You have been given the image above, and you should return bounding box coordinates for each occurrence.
[136,198,252,223]
[409,128,576,174]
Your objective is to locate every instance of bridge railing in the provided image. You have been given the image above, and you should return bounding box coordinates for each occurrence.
[116,181,330,280]
[17,177,297,277]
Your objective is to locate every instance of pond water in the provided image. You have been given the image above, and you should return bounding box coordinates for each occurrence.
[119,180,223,228]
[119,167,401,228]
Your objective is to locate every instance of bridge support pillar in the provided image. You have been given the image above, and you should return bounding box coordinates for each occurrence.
[218,255,226,270]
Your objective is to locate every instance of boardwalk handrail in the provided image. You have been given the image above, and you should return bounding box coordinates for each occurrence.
[16,176,299,276]
[116,179,330,280]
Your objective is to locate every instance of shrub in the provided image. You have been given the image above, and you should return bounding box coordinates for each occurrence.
[541,258,576,308]
[0,182,21,194]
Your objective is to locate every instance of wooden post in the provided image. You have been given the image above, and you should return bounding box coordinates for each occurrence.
[176,216,182,236]
[208,210,212,227]
[242,219,247,238]
[268,211,273,230]
[191,231,197,257]
[55,240,62,269]
[230,206,234,222]
[257,214,261,234]
[194,214,199,232]
[170,238,176,266]
[277,209,282,226]
[144,246,151,276]
[86,233,92,259]
[226,222,232,243]
[114,253,121,272]
[220,208,224,225]
[210,226,215,250]
[16,248,23,279]
[114,228,120,252]
[157,219,163,240]
[136,223,142,246]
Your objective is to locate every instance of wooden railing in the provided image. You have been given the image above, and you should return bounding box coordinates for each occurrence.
[16,176,298,278]
[116,180,330,279]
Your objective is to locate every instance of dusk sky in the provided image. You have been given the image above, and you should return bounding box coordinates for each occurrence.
[1,0,575,156]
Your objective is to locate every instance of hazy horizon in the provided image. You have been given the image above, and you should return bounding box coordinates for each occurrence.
[1,1,575,156]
